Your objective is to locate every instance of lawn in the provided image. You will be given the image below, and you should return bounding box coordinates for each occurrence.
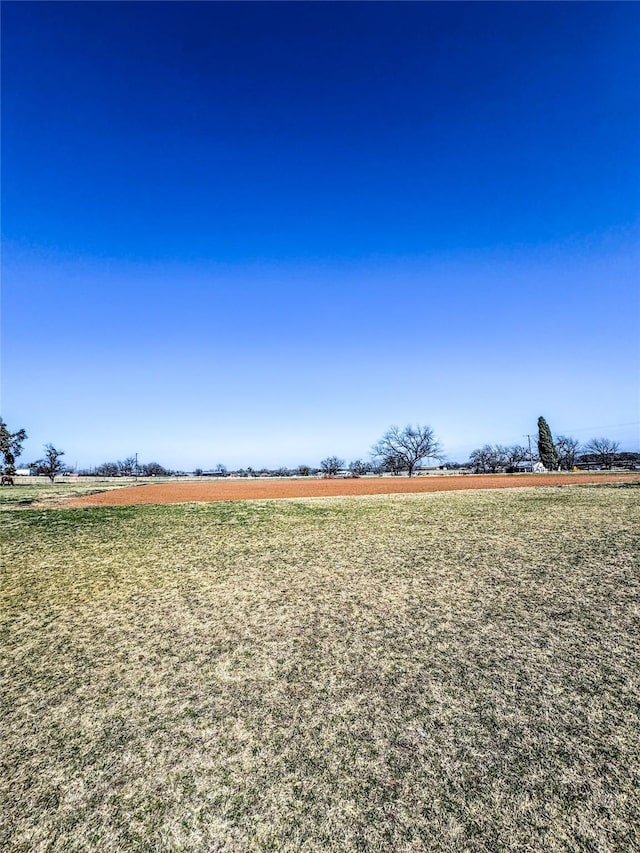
[2,486,639,851]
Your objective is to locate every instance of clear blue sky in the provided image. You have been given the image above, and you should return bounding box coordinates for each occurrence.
[2,1,639,470]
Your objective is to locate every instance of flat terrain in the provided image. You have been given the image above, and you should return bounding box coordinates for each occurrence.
[2,485,639,851]
[63,472,639,507]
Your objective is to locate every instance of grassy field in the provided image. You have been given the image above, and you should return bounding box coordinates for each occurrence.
[2,485,639,851]
[0,477,176,510]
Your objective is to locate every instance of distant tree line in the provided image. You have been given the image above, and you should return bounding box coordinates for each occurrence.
[2,415,638,485]
[467,418,634,473]
[89,457,171,477]
[468,444,529,473]
[312,425,443,479]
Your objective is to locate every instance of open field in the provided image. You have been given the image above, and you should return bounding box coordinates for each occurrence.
[0,479,145,510]
[53,471,640,507]
[1,473,637,512]
[2,486,639,851]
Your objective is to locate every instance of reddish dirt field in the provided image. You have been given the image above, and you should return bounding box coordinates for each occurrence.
[64,473,638,508]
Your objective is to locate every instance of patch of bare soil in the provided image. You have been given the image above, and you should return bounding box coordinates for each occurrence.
[63,473,639,508]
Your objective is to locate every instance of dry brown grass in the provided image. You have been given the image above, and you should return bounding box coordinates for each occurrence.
[2,486,639,851]
[0,479,144,511]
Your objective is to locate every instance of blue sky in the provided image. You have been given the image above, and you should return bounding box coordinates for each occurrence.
[2,1,639,470]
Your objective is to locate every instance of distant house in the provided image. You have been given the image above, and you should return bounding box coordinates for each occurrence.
[15,468,31,476]
[512,461,546,474]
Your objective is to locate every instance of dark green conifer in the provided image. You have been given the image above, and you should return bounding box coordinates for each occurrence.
[537,416,558,471]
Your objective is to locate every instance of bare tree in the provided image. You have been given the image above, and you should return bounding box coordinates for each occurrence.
[348,459,370,476]
[470,443,531,473]
[555,435,580,471]
[583,437,620,470]
[320,456,344,476]
[32,444,66,482]
[469,445,498,473]
[117,456,137,476]
[95,461,119,476]
[140,462,170,476]
[372,424,442,478]
[500,444,528,472]
[383,454,406,475]
[492,445,510,472]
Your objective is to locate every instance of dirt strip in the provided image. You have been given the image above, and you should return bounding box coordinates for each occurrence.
[63,473,638,508]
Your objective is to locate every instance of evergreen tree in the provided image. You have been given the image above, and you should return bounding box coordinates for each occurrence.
[537,416,558,471]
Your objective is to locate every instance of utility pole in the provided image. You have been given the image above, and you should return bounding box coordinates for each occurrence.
[525,435,533,472]
[135,452,138,480]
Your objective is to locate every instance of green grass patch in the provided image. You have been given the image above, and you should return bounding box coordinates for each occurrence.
[2,488,639,851]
